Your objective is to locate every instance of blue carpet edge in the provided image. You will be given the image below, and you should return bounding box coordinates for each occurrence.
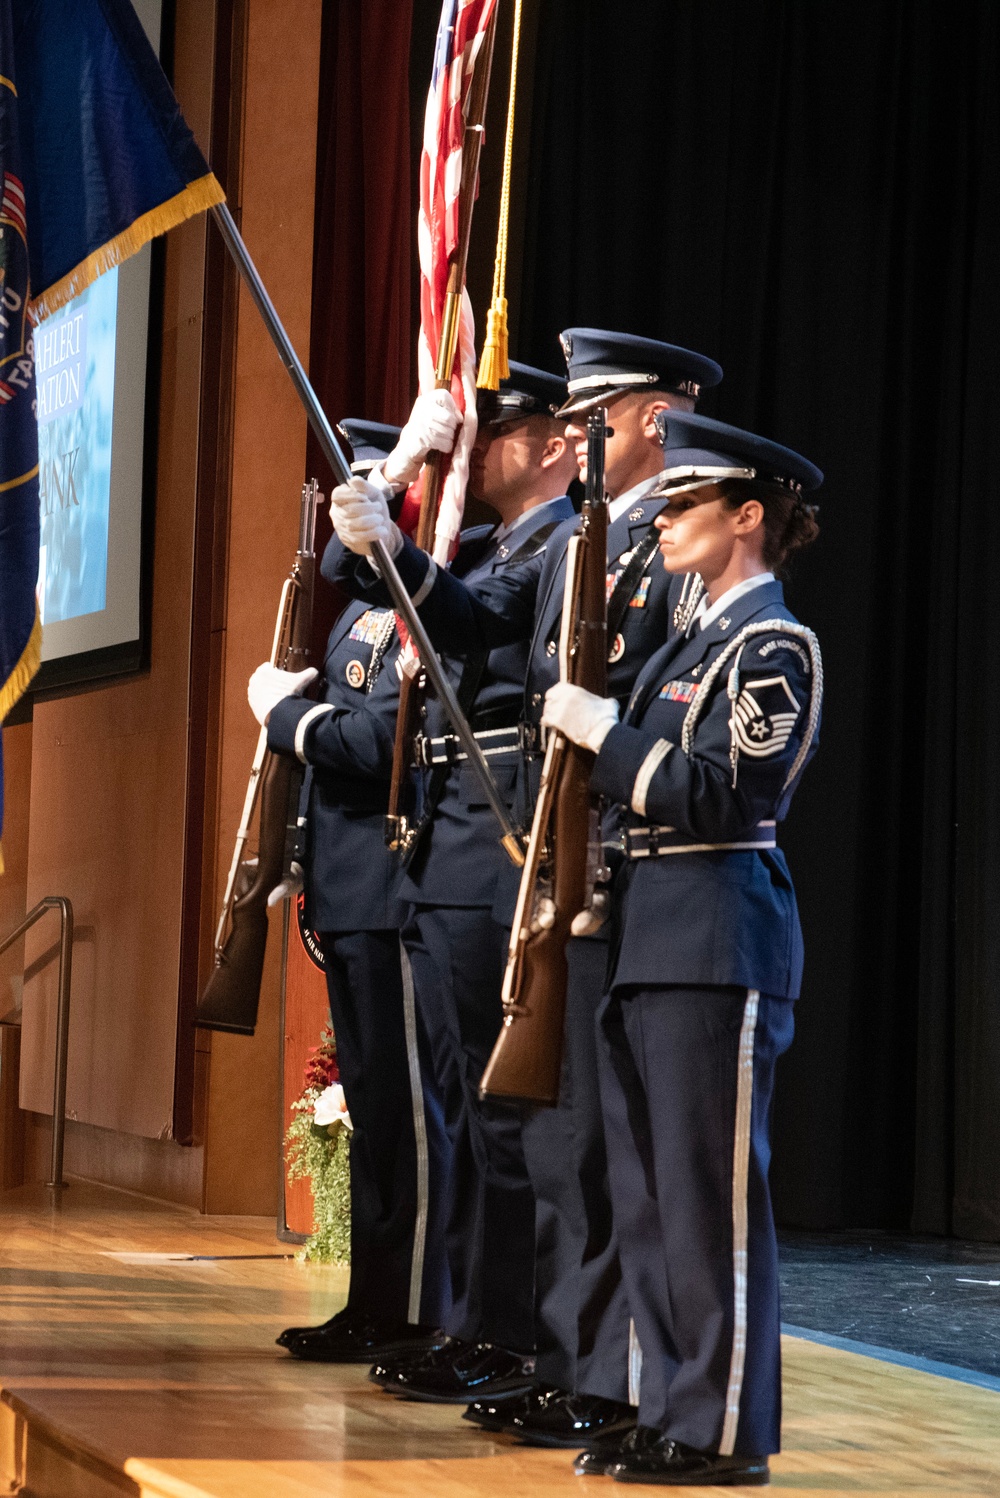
[781,1323,1000,1393]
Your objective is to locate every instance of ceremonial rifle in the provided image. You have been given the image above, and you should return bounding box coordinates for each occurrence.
[479,409,610,1103]
[196,482,319,1034]
[386,6,506,857]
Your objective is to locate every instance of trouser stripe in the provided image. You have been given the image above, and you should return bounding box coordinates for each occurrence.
[719,988,760,1456]
[400,940,430,1324]
[628,1317,642,1407]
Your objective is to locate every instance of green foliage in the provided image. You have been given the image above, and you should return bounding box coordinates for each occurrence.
[284,1096,351,1265]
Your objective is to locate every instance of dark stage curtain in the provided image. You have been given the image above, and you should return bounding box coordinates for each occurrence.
[513,0,1000,1238]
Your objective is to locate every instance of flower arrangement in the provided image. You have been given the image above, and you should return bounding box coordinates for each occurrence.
[284,1026,352,1264]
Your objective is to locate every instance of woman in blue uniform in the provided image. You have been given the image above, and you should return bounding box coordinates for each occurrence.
[541,411,822,1487]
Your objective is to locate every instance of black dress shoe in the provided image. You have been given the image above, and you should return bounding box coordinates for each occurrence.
[463,1383,564,1433]
[287,1315,442,1364]
[510,1389,636,1449]
[574,1424,661,1476]
[463,1388,533,1430]
[370,1337,470,1388]
[378,1340,536,1404]
[611,1435,769,1486]
[276,1306,349,1349]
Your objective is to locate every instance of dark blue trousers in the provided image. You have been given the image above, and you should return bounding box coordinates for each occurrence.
[320,929,451,1327]
[403,904,536,1351]
[596,983,794,1456]
[520,935,632,1401]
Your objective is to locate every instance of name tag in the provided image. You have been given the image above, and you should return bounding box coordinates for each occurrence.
[659,679,699,703]
[349,608,391,644]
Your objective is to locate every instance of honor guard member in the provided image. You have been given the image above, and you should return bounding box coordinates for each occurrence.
[328,330,723,1446]
[541,411,822,1486]
[333,365,577,1404]
[249,419,451,1363]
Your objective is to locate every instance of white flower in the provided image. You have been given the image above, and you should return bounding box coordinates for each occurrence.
[314,1083,352,1132]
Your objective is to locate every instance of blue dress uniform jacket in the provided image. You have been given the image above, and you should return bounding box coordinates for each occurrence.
[592,577,820,1000]
[524,485,680,726]
[400,497,575,906]
[267,595,404,932]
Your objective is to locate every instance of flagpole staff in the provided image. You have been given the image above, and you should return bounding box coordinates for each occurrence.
[387,5,501,845]
[209,201,523,866]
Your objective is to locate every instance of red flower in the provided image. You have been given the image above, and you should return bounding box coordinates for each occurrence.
[303,1031,339,1092]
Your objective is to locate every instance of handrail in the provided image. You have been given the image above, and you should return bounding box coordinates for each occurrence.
[0,896,74,1188]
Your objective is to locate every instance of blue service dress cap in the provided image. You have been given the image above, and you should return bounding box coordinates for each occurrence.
[651,409,823,494]
[476,359,568,425]
[555,327,723,416]
[336,418,403,472]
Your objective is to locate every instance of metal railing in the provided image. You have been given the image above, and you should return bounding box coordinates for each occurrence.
[0,896,73,1188]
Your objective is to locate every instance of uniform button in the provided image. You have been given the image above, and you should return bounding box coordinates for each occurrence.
[531,693,542,706]
[545,640,557,656]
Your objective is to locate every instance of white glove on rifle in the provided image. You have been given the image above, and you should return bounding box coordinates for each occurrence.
[329,476,403,559]
[542,682,620,754]
[248,663,318,726]
[382,389,462,489]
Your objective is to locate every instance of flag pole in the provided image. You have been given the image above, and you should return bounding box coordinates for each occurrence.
[209,203,524,866]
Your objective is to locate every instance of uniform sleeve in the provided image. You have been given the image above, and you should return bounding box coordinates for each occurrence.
[323,531,542,655]
[591,634,816,840]
[267,649,400,780]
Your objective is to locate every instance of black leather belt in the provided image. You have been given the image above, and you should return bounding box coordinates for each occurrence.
[621,821,777,858]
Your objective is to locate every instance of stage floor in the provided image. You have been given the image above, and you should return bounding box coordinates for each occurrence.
[2,1182,1000,1497]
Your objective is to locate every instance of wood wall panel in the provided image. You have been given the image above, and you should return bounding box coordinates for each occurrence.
[201,0,323,1216]
[0,721,32,1020]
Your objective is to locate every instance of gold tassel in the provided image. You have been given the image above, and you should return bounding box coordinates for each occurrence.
[30,173,226,323]
[477,0,522,391]
[478,297,510,391]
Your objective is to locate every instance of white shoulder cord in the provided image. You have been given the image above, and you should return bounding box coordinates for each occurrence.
[672,572,706,634]
[366,610,399,694]
[680,619,823,789]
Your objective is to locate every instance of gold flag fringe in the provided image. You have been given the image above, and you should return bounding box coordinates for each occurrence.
[30,172,225,323]
[0,605,41,726]
[477,0,523,390]
[0,603,42,873]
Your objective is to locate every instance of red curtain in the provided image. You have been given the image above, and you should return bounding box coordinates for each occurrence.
[307,0,414,466]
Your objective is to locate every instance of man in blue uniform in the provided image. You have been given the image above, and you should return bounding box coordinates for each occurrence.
[335,365,579,1403]
[542,411,822,1484]
[249,420,450,1362]
[327,333,724,1441]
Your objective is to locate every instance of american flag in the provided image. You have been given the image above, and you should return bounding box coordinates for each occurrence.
[1,173,27,237]
[404,0,496,564]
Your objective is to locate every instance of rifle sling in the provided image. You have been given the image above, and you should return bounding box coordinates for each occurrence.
[605,523,662,647]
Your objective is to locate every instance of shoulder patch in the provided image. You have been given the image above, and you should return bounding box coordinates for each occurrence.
[731,674,802,758]
[758,636,811,673]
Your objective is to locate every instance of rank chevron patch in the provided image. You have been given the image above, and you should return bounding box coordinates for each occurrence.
[731,674,802,758]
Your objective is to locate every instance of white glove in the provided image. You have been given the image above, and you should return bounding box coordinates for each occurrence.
[382,389,461,488]
[268,860,304,908]
[542,682,620,754]
[248,663,318,726]
[329,476,403,559]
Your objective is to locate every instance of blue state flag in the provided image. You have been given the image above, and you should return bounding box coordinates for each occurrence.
[0,0,39,874]
[0,0,225,867]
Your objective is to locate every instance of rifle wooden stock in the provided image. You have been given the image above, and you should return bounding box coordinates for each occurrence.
[196,484,318,1035]
[480,410,609,1103]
